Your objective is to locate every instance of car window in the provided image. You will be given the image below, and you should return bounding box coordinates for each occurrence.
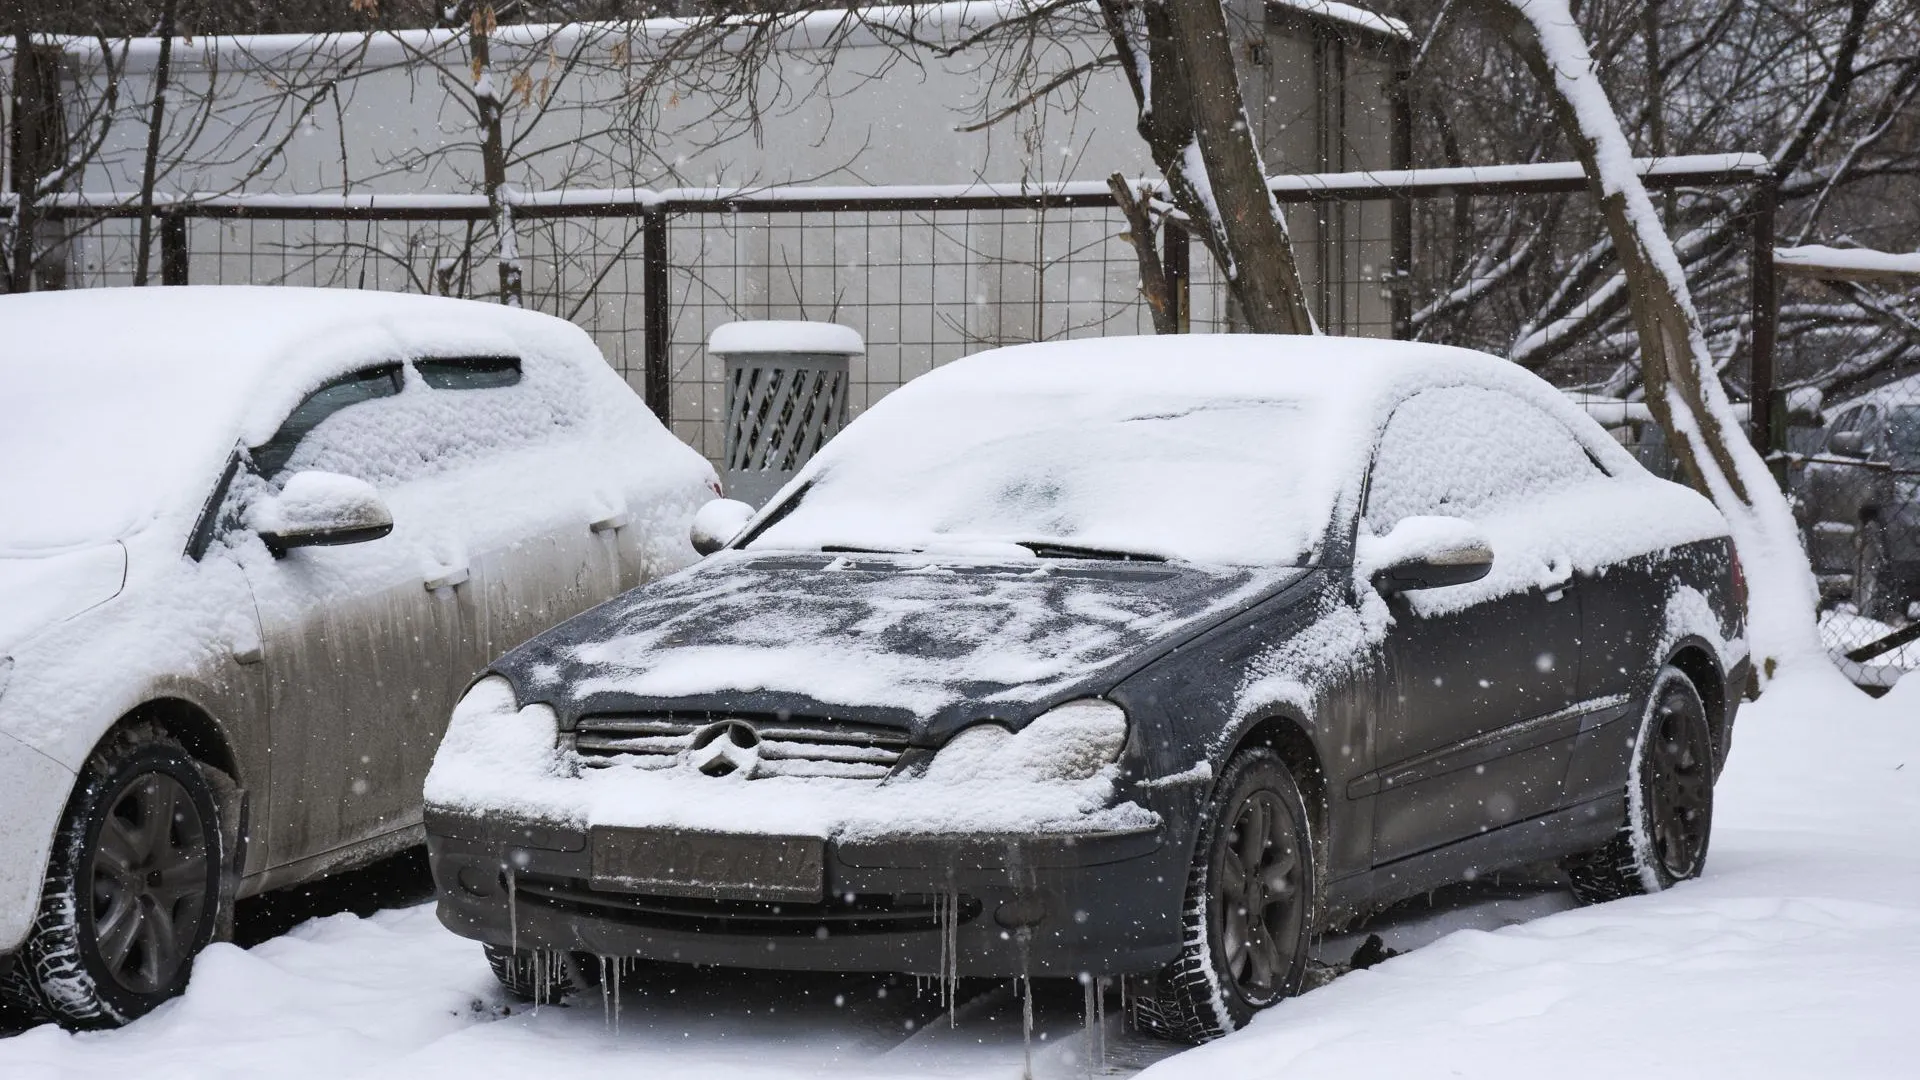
[265,352,583,489]
[1365,386,1602,532]
[249,365,404,478]
[416,355,521,391]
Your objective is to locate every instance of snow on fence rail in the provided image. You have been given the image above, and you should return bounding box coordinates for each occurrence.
[14,154,1780,466]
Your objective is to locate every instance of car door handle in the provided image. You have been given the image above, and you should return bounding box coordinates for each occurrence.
[1542,556,1574,601]
[590,511,631,534]
[424,566,470,591]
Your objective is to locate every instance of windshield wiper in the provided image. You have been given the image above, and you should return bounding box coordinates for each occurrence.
[1016,541,1167,562]
[819,544,919,555]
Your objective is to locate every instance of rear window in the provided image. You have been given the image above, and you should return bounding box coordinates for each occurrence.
[416,356,521,391]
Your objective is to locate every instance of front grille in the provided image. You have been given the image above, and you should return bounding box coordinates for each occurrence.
[514,873,979,936]
[570,714,911,780]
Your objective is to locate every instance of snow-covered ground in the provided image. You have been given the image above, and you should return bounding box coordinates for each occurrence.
[2,667,1912,1079]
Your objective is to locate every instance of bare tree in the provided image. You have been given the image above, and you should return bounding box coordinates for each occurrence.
[1390,0,1920,402]
[1096,0,1316,334]
[1468,0,1827,675]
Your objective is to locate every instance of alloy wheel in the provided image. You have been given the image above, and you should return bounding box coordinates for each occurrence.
[84,772,212,996]
[1214,788,1306,1003]
[1643,684,1712,880]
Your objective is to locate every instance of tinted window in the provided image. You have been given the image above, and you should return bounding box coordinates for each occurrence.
[416,356,521,391]
[250,365,403,478]
[1366,386,1602,532]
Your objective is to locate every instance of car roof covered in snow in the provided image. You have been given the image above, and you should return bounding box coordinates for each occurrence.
[0,286,609,556]
[746,334,1650,565]
[1835,371,1920,413]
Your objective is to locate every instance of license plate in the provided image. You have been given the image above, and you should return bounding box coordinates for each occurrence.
[589,827,825,903]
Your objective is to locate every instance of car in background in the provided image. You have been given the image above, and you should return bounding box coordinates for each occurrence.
[424,335,1748,1044]
[1793,374,1920,622]
[0,287,714,1027]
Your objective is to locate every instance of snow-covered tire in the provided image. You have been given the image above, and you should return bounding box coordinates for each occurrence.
[1565,665,1714,904]
[0,723,224,1028]
[484,944,574,1003]
[1129,748,1314,1044]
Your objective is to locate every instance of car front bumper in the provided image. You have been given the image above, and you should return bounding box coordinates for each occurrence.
[425,810,1184,978]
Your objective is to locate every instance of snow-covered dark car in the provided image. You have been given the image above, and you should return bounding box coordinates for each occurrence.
[424,336,1748,1043]
[1793,374,1920,621]
[0,288,713,1027]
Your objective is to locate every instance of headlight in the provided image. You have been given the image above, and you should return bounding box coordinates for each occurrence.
[423,675,563,806]
[924,699,1128,784]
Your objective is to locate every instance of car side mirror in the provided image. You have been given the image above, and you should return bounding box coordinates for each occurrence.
[248,471,394,557]
[1828,430,1868,457]
[1358,515,1495,595]
[690,498,755,556]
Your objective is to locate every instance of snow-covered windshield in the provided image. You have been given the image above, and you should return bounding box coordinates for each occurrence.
[746,393,1336,565]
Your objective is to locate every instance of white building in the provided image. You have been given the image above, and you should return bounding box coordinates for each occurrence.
[8,1,1408,457]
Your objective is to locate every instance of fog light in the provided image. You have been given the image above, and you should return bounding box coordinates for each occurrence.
[994,894,1048,929]
[456,864,495,898]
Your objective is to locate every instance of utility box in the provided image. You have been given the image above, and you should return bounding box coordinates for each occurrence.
[710,321,863,507]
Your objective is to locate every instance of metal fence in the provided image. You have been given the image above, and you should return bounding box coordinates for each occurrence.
[22,156,1778,452]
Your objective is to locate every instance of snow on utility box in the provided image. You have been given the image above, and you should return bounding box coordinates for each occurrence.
[711,321,862,507]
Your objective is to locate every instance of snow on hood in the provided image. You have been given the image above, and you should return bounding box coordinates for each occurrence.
[0,287,610,555]
[494,550,1303,736]
[0,543,127,657]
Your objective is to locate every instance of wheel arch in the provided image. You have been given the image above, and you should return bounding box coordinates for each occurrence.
[118,698,242,786]
[1663,639,1728,767]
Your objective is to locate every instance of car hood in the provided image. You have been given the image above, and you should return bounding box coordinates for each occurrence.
[495,550,1306,742]
[0,542,128,658]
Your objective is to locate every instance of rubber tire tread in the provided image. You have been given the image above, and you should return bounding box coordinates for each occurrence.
[1130,748,1313,1044]
[1565,666,1712,905]
[0,722,224,1028]
[484,944,573,1003]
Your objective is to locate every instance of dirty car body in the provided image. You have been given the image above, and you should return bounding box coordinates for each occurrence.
[0,287,713,1026]
[425,336,1748,1013]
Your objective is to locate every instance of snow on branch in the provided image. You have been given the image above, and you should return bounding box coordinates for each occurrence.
[1776,244,1920,283]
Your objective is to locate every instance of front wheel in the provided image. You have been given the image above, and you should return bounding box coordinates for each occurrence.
[1,724,224,1027]
[1565,665,1714,904]
[1130,748,1315,1043]
[484,944,574,1004]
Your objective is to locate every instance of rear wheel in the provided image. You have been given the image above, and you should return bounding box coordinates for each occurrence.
[1130,749,1314,1044]
[1565,666,1714,904]
[1,724,223,1027]
[484,944,574,1003]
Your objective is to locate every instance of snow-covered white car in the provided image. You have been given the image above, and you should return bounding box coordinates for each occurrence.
[424,335,1749,1043]
[0,287,713,1026]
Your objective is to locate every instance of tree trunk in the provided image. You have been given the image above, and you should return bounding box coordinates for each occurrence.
[132,0,176,288]
[469,4,521,306]
[1476,0,1828,680]
[8,32,52,293]
[1099,0,1316,334]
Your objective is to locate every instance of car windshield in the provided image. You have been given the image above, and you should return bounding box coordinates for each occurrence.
[745,392,1339,565]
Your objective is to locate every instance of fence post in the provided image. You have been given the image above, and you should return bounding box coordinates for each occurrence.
[1390,41,1415,340]
[1163,219,1190,333]
[642,209,671,423]
[1748,171,1780,478]
[160,215,189,285]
